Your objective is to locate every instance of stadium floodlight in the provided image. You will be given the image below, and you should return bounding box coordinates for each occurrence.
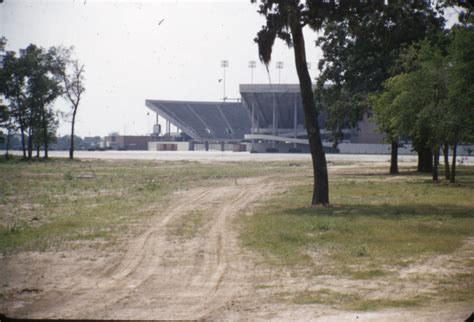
[221,60,229,101]
[249,60,256,84]
[276,61,284,84]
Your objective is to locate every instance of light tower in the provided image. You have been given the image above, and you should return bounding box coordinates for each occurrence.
[276,61,284,84]
[248,60,256,84]
[221,60,229,102]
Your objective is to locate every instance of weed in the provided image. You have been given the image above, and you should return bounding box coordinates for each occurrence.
[64,171,74,180]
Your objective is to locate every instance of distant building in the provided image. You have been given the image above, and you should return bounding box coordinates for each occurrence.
[350,112,385,144]
[0,50,5,68]
[84,136,102,149]
[104,134,151,150]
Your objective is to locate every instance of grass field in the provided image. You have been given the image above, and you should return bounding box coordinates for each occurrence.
[1,157,473,313]
[0,157,295,253]
[241,164,474,310]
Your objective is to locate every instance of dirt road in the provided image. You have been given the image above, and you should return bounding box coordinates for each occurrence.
[1,173,472,320]
[1,177,282,319]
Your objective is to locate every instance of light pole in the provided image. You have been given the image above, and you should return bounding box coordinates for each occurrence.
[221,60,228,102]
[248,60,256,84]
[276,61,284,84]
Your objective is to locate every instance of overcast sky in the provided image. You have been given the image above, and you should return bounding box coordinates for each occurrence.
[1,0,325,137]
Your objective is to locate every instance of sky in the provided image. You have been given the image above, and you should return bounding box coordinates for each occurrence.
[1,0,324,137]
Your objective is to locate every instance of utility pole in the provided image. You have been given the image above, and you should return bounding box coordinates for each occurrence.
[248,60,256,84]
[221,60,228,102]
[276,61,284,84]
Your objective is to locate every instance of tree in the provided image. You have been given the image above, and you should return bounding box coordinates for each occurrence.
[372,28,473,183]
[0,44,63,159]
[315,3,444,173]
[252,0,330,206]
[372,41,449,180]
[370,79,403,175]
[445,26,474,182]
[23,45,62,159]
[51,48,85,160]
[0,50,29,158]
[0,99,16,159]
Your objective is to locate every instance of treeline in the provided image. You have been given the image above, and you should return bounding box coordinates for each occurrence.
[315,2,473,183]
[0,134,96,152]
[0,38,85,160]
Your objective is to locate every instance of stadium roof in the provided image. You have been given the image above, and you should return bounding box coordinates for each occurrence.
[145,100,251,141]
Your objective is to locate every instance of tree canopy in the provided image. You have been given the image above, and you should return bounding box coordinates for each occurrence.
[315,2,445,145]
[0,41,85,159]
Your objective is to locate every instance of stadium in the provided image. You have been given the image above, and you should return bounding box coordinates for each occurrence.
[145,83,383,153]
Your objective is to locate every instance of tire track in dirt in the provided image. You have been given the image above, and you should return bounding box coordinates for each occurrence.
[22,176,276,319]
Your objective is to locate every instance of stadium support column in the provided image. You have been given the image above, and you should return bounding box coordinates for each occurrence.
[251,100,255,151]
[272,93,276,148]
[293,95,297,148]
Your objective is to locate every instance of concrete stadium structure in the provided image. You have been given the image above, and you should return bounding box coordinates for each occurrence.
[145,84,383,153]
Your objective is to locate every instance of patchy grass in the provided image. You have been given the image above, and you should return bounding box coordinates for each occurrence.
[241,164,474,309]
[168,210,206,239]
[283,288,424,310]
[0,158,303,254]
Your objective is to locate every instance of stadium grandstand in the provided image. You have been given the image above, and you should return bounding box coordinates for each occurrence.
[145,84,382,153]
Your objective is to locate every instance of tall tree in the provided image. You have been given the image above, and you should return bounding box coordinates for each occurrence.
[51,48,86,160]
[23,45,62,159]
[0,44,63,159]
[0,50,29,158]
[252,0,330,206]
[315,2,444,173]
[372,30,473,183]
[0,99,16,159]
[445,26,474,182]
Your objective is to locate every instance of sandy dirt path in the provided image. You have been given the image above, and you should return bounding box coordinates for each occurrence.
[1,176,278,319]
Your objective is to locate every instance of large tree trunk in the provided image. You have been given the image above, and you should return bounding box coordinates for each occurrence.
[417,150,422,172]
[390,139,399,175]
[19,119,26,159]
[424,148,433,173]
[69,108,77,159]
[432,146,439,181]
[450,143,457,184]
[443,143,450,180]
[42,108,49,159]
[290,12,329,206]
[417,147,433,173]
[5,129,11,159]
[27,128,33,160]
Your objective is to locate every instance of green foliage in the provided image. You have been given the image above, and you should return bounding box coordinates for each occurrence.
[0,42,66,159]
[446,26,474,145]
[372,25,474,178]
[373,40,449,149]
[315,3,445,144]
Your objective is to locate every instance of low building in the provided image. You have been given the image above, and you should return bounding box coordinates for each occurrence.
[84,136,102,149]
[104,135,151,150]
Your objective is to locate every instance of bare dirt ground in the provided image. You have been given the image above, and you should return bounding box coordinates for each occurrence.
[1,172,472,320]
